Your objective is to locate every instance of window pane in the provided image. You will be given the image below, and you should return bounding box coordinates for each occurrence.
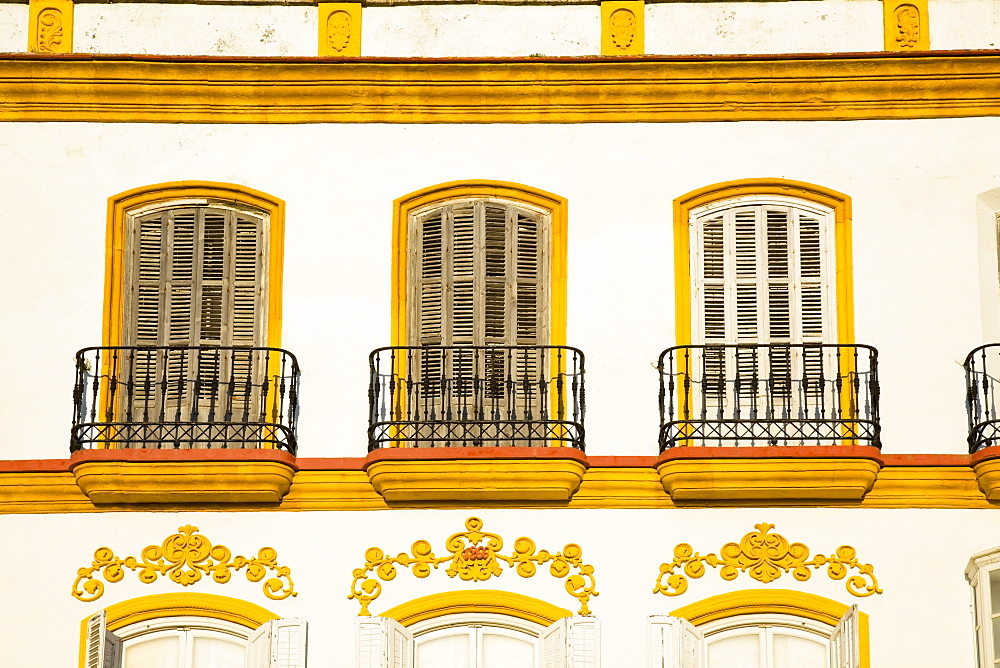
[989,569,1000,614]
[124,636,180,668]
[772,633,827,668]
[190,635,245,668]
[481,632,535,668]
[417,632,471,668]
[707,633,761,668]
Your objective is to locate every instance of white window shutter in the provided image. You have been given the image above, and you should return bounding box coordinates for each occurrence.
[648,615,703,668]
[84,610,122,668]
[566,616,600,668]
[246,618,308,668]
[540,617,568,668]
[828,605,861,668]
[357,616,412,668]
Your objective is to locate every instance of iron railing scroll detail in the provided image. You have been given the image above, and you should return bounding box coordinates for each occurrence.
[658,343,880,451]
[368,345,585,450]
[71,346,300,453]
[964,344,1000,453]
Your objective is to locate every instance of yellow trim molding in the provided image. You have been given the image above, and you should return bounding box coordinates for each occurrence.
[673,178,854,347]
[381,590,570,627]
[392,180,568,347]
[349,516,597,616]
[72,524,296,602]
[883,0,929,52]
[28,0,72,54]
[654,523,881,599]
[601,1,644,56]
[104,181,285,349]
[6,53,1000,123]
[79,593,278,668]
[319,3,361,57]
[671,589,870,668]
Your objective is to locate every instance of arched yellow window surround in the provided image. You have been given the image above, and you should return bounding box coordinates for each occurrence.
[391,180,568,347]
[380,589,570,627]
[78,592,279,667]
[673,178,854,346]
[670,588,870,668]
[104,181,286,348]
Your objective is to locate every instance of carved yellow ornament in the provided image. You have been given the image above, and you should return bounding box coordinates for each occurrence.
[349,516,598,616]
[654,523,882,598]
[72,525,296,602]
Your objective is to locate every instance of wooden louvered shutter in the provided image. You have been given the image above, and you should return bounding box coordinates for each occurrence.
[125,206,267,433]
[828,605,861,668]
[357,617,412,668]
[84,610,122,668]
[648,616,702,668]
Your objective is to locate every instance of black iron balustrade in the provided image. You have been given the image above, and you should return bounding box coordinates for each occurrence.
[658,343,880,450]
[368,345,585,450]
[71,346,300,453]
[963,344,1000,453]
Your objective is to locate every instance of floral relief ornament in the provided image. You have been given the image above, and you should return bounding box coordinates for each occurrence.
[72,525,296,602]
[653,523,882,598]
[348,516,598,616]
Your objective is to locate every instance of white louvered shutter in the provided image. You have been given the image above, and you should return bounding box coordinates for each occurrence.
[357,616,412,668]
[540,617,568,668]
[245,619,307,668]
[565,616,599,668]
[648,616,702,668]
[84,610,122,668]
[828,605,860,668]
[125,206,267,429]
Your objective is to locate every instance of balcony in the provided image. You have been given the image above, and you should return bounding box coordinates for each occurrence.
[71,345,300,454]
[368,345,585,450]
[658,343,880,450]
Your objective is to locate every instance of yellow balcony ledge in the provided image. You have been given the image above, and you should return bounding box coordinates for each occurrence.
[364,447,589,506]
[69,449,297,506]
[655,446,883,504]
[971,447,1000,502]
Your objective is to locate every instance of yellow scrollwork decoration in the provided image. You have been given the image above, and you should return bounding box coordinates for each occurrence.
[654,523,882,598]
[348,516,598,616]
[72,525,296,602]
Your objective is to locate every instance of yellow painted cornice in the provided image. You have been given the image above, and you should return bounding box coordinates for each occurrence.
[0,461,994,512]
[4,52,1000,123]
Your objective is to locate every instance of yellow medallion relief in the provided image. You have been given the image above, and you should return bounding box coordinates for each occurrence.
[654,523,882,598]
[601,1,644,56]
[882,0,929,51]
[349,516,598,616]
[72,525,296,602]
[28,0,73,53]
[319,3,362,57]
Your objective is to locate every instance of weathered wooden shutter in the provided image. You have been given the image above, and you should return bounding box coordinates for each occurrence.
[357,617,412,668]
[84,610,122,668]
[125,206,266,423]
[648,615,702,668]
[540,617,599,668]
[828,605,861,668]
[540,617,567,668]
[409,200,549,348]
[245,618,308,668]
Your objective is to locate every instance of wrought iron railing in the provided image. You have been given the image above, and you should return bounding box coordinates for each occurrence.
[964,344,1000,453]
[658,343,880,450]
[368,345,585,450]
[71,346,300,453]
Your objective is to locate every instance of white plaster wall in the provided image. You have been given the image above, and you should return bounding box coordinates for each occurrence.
[931,0,1000,50]
[363,5,598,57]
[74,4,316,56]
[0,3,27,53]
[646,0,883,55]
[0,506,991,666]
[0,118,997,460]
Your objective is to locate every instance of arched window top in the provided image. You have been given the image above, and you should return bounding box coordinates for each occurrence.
[673,178,854,346]
[105,181,285,349]
[392,180,567,347]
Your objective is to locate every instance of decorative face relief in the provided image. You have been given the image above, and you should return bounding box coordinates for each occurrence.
[654,523,882,598]
[71,525,296,602]
[326,11,352,53]
[348,516,598,616]
[609,9,636,50]
[894,4,920,49]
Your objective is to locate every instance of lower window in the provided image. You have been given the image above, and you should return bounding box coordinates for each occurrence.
[120,619,248,668]
[702,614,829,668]
[412,615,541,668]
